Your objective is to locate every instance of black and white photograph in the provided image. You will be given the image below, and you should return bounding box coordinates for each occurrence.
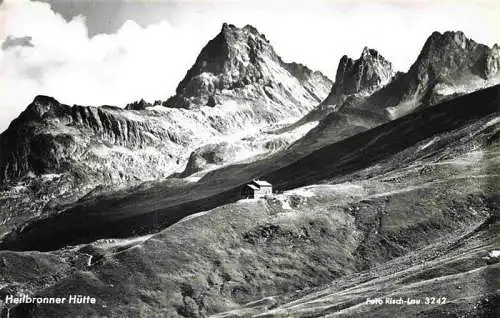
[0,0,499,317]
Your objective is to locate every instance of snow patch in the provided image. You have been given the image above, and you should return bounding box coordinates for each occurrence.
[433,82,458,96]
[184,176,202,183]
[238,198,260,203]
[284,183,365,199]
[115,110,147,122]
[92,234,154,249]
[483,116,500,129]
[449,150,484,165]
[176,211,210,224]
[418,137,439,151]
[385,96,419,120]
[41,173,62,180]
[313,183,365,194]
[11,185,27,192]
[489,250,500,258]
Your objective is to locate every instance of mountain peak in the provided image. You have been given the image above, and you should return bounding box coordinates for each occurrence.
[165,23,331,108]
[221,22,232,30]
[421,30,475,57]
[361,30,500,119]
[361,47,380,59]
[167,23,277,107]
[1,95,69,142]
[26,95,62,118]
[322,47,394,106]
[409,30,500,84]
[32,95,59,106]
[429,30,467,43]
[220,22,264,36]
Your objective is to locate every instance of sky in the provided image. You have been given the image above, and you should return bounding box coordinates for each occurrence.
[0,0,499,133]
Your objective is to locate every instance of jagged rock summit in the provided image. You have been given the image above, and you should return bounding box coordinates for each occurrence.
[364,30,500,118]
[287,30,500,161]
[165,23,332,108]
[25,95,64,118]
[318,31,500,120]
[289,47,395,132]
[322,47,395,106]
[417,31,498,80]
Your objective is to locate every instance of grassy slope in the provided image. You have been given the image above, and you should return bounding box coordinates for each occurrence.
[3,103,499,317]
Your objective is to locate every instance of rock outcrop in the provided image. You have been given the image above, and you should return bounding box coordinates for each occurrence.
[179,142,244,177]
[124,99,151,110]
[416,31,498,81]
[322,47,395,106]
[0,97,185,184]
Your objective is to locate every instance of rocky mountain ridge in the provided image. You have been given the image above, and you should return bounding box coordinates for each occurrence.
[288,30,500,158]
[0,24,331,185]
[364,30,500,118]
[0,23,332,235]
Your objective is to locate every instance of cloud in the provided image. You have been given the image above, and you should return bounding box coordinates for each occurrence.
[0,0,209,133]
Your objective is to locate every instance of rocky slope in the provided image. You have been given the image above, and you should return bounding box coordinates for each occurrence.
[0,24,331,235]
[1,84,498,251]
[1,85,498,317]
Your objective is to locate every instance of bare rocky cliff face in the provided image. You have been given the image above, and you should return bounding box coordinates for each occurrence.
[0,96,187,183]
[0,24,332,235]
[322,47,395,107]
[165,23,331,109]
[282,47,394,135]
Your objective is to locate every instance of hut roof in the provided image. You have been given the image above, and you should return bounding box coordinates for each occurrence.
[253,180,272,187]
[246,184,259,190]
